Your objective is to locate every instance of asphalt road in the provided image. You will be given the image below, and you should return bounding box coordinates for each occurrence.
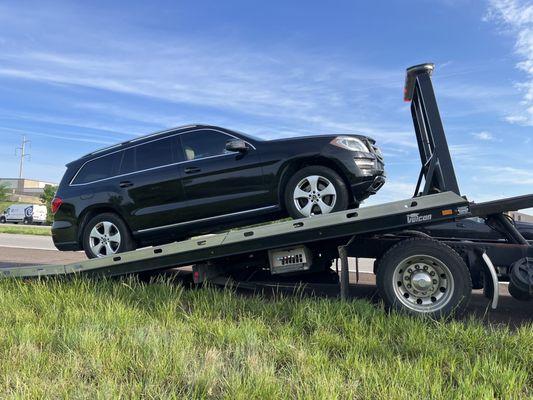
[0,233,57,251]
[0,234,530,326]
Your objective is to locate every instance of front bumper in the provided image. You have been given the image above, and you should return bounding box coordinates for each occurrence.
[322,146,386,201]
[350,174,386,201]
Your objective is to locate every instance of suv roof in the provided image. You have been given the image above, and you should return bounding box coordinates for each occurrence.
[69,124,217,167]
[86,124,202,156]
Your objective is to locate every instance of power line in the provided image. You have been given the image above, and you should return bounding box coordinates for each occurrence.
[15,135,31,179]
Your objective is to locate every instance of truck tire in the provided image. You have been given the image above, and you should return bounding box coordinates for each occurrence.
[285,166,349,219]
[82,213,136,259]
[376,238,472,318]
[0,216,5,224]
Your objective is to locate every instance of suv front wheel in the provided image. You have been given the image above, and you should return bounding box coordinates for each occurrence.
[285,166,349,219]
[82,212,136,259]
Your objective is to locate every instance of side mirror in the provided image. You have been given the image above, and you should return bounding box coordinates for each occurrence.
[225,139,248,153]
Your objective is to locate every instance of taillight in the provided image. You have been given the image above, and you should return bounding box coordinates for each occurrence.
[51,197,63,214]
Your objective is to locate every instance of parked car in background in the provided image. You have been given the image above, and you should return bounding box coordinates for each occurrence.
[51,124,385,258]
[0,204,47,224]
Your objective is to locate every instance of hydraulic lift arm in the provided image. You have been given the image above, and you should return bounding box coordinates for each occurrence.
[405,63,460,197]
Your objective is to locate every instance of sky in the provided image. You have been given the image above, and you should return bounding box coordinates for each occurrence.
[0,0,532,208]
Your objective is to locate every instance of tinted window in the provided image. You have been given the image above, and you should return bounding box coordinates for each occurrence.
[119,148,136,175]
[135,137,174,170]
[180,130,233,161]
[72,152,121,184]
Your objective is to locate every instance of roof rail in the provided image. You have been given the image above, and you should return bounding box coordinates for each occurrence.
[84,124,202,157]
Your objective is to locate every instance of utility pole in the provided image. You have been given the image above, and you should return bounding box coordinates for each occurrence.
[15,135,31,179]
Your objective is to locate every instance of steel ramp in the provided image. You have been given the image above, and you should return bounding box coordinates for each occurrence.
[0,192,469,279]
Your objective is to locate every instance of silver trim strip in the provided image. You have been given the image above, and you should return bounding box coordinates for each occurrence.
[87,124,200,156]
[136,205,278,233]
[69,128,256,186]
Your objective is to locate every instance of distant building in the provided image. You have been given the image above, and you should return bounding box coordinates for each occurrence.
[0,178,57,203]
[506,211,533,223]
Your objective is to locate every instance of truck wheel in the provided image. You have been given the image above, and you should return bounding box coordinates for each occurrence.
[0,216,5,224]
[376,238,472,318]
[82,213,136,259]
[285,166,349,218]
[23,218,30,225]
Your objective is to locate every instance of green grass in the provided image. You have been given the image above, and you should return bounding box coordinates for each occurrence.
[0,278,530,399]
[0,225,51,236]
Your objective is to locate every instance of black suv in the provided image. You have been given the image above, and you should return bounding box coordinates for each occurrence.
[52,125,385,258]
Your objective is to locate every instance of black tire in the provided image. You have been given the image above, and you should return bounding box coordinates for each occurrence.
[82,212,136,259]
[508,281,532,301]
[284,166,349,219]
[23,218,30,225]
[376,238,472,318]
[0,217,5,224]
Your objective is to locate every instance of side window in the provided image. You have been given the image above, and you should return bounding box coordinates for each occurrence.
[135,137,174,171]
[180,130,233,161]
[72,152,121,184]
[119,148,136,175]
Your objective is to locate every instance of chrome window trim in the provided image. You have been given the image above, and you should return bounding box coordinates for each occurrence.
[69,128,256,186]
[86,124,200,156]
[135,205,278,233]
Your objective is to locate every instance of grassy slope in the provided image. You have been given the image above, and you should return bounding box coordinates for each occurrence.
[0,225,51,236]
[0,278,530,399]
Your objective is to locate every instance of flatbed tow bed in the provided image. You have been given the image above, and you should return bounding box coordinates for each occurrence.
[2,63,532,317]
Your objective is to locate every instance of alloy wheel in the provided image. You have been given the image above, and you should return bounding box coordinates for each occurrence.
[293,175,337,217]
[89,221,121,258]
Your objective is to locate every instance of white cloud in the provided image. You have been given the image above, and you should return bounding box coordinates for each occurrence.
[487,0,533,125]
[475,165,533,185]
[0,16,417,150]
[471,131,494,140]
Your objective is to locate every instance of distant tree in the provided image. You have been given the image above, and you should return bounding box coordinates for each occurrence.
[40,184,58,224]
[0,183,9,201]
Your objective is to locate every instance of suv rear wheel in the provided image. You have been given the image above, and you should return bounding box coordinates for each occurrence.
[285,166,349,219]
[82,212,136,259]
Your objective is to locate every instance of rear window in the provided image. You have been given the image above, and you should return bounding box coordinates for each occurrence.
[135,137,174,171]
[117,137,175,175]
[71,136,176,185]
[72,152,121,185]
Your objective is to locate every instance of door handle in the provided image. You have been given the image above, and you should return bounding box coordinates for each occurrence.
[184,166,201,174]
[119,181,134,188]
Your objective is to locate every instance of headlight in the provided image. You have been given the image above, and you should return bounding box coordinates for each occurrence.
[330,136,369,152]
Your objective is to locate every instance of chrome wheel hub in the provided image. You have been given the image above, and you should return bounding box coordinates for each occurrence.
[392,255,454,312]
[89,221,121,258]
[293,175,337,217]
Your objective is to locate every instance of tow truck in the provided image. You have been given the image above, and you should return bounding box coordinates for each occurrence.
[2,63,532,317]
